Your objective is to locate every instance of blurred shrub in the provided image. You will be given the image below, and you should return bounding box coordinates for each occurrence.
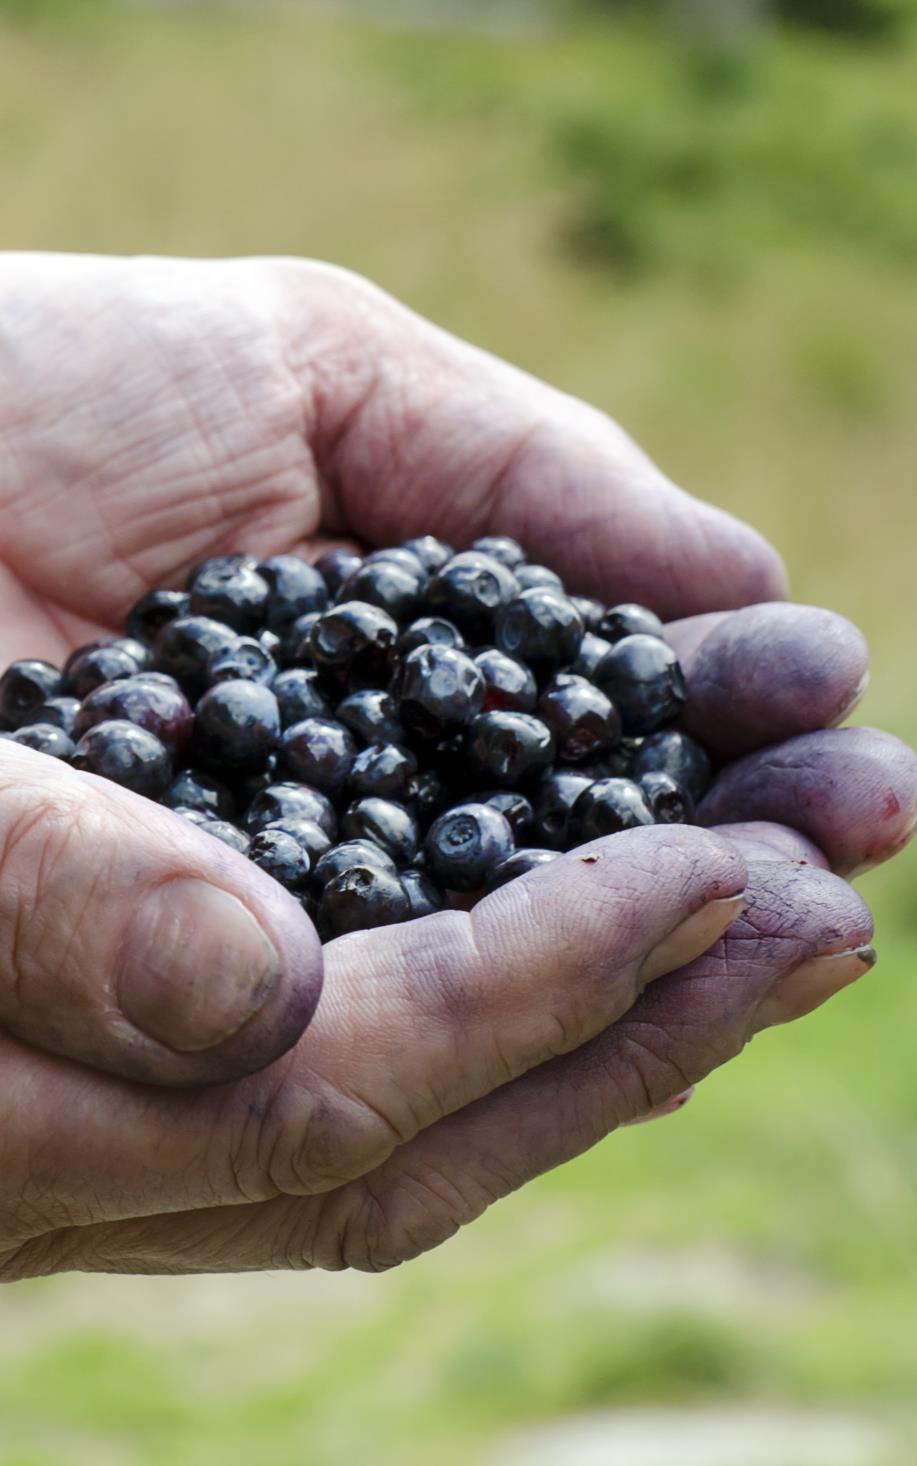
[774,0,912,37]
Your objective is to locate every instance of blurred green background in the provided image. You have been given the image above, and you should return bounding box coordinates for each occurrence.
[1,2,916,1463]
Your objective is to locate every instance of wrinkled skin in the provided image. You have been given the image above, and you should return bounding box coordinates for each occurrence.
[0,253,914,1280]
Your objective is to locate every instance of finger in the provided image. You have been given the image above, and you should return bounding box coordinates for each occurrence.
[0,825,746,1251]
[712,821,830,868]
[622,1088,694,1126]
[297,268,787,618]
[48,859,870,1276]
[0,742,323,1087]
[666,603,869,758]
[699,727,917,876]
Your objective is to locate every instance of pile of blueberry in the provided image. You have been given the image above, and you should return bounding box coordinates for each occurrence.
[0,538,712,939]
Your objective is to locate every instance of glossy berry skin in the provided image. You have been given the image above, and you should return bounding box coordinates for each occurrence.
[599,602,665,644]
[342,798,420,866]
[71,720,172,800]
[570,632,615,680]
[105,636,153,671]
[232,754,279,808]
[34,696,81,736]
[193,680,281,773]
[398,617,465,656]
[202,820,252,855]
[244,782,337,839]
[125,588,190,645]
[75,674,194,756]
[173,806,215,827]
[205,637,276,687]
[166,768,235,820]
[396,644,486,738]
[309,601,399,687]
[570,597,605,633]
[468,789,534,841]
[538,674,622,764]
[633,730,713,804]
[258,628,282,657]
[313,838,398,887]
[485,847,561,892]
[400,869,444,919]
[272,668,332,727]
[259,817,332,866]
[468,711,555,788]
[401,535,453,572]
[155,615,239,699]
[425,552,518,641]
[280,717,357,796]
[350,742,418,802]
[410,768,453,828]
[0,660,63,730]
[496,588,585,677]
[337,689,405,746]
[319,866,410,938]
[470,535,526,569]
[65,645,141,699]
[514,564,563,591]
[7,723,74,759]
[474,648,538,714]
[314,548,363,596]
[572,777,655,842]
[639,771,694,825]
[424,802,515,892]
[189,559,269,634]
[340,561,424,622]
[249,829,312,893]
[364,546,428,580]
[595,634,687,735]
[530,769,595,850]
[258,554,328,632]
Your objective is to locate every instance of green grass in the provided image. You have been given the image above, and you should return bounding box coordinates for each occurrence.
[0,4,916,1464]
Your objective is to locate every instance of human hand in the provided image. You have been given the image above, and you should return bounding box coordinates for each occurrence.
[0,252,913,1277]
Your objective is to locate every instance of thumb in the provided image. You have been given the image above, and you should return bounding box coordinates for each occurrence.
[0,742,323,1086]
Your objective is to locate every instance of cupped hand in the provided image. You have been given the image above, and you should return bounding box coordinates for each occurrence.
[0,252,913,1278]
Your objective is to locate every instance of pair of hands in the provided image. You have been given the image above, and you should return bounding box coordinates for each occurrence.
[0,253,913,1280]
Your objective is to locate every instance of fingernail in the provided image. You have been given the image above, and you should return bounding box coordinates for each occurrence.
[624,1088,695,1126]
[755,945,876,1030]
[118,879,280,1052]
[641,893,746,983]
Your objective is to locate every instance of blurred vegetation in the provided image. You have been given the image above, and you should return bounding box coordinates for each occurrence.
[0,3,915,1464]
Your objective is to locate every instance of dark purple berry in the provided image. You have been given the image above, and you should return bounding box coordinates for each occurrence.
[633,730,713,804]
[570,597,605,633]
[599,603,665,644]
[572,777,655,842]
[364,546,427,580]
[202,820,252,855]
[410,768,453,828]
[538,674,622,764]
[470,535,525,569]
[155,615,239,698]
[244,782,337,839]
[485,847,561,891]
[425,551,518,640]
[272,668,332,727]
[319,866,410,937]
[337,688,405,746]
[496,588,584,677]
[595,635,686,734]
[280,717,357,796]
[638,771,695,824]
[313,838,398,887]
[401,535,453,572]
[396,644,486,738]
[125,588,190,645]
[339,561,423,622]
[424,802,515,892]
[189,558,269,634]
[400,869,444,919]
[350,742,418,801]
[205,637,276,687]
[0,660,63,730]
[474,648,538,714]
[249,829,312,893]
[260,817,332,865]
[309,601,398,686]
[514,564,563,591]
[34,696,81,736]
[71,720,171,799]
[66,645,141,699]
[280,611,324,667]
[7,723,74,759]
[342,798,419,866]
[193,680,280,772]
[468,788,534,840]
[399,616,465,655]
[166,768,235,820]
[258,554,329,632]
[315,548,363,597]
[468,711,554,787]
[571,632,615,680]
[75,674,193,755]
[531,769,595,849]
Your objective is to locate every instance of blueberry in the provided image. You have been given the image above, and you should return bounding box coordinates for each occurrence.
[468,789,534,840]
[639,771,694,824]
[537,674,622,764]
[410,768,453,828]
[337,688,405,746]
[396,644,486,738]
[570,596,605,633]
[249,829,312,893]
[599,603,665,644]
[595,634,686,734]
[71,720,172,799]
[313,838,398,887]
[280,717,358,796]
[185,552,257,588]
[364,546,428,580]
[398,616,466,655]
[272,668,332,727]
[232,754,279,809]
[469,535,526,569]
[496,588,584,677]
[173,806,216,826]
[259,817,332,866]
[424,802,515,892]
[425,551,518,640]
[632,730,713,804]
[155,615,239,699]
[468,711,555,787]
[513,564,563,591]
[401,535,453,572]
[205,637,276,687]
[257,554,329,632]
[202,820,252,855]
[570,632,614,680]
[125,588,191,645]
[166,768,236,820]
[474,648,538,714]
[530,769,595,849]
[309,601,399,686]
[400,868,445,919]
[258,628,283,658]
[279,611,324,667]
[314,548,363,596]
[75,673,194,755]
[107,636,154,671]
[484,848,561,892]
[319,866,410,938]
[189,558,269,634]
[0,660,64,730]
[193,680,281,772]
[34,696,81,736]
[339,561,423,622]
[572,777,655,842]
[65,645,141,699]
[342,798,420,866]
[7,723,74,759]
[350,742,418,801]
[244,782,337,839]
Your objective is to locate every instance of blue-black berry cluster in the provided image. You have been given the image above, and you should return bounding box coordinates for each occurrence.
[0,538,712,939]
